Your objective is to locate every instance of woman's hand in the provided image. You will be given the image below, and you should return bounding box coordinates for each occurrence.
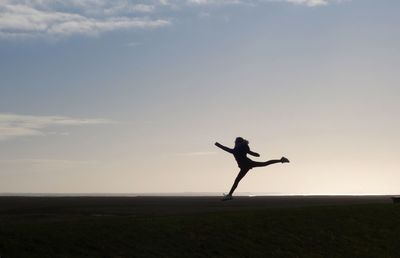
[248,150,260,157]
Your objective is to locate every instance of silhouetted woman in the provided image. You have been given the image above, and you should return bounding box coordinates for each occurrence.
[215,137,289,201]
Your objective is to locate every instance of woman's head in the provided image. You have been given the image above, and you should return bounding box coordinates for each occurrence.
[235,137,249,147]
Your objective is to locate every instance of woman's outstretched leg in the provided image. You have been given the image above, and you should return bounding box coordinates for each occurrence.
[224,169,249,200]
[252,157,290,168]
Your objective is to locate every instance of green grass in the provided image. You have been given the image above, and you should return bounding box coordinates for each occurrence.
[1,204,400,257]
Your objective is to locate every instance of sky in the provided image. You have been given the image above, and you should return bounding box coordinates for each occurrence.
[0,0,399,195]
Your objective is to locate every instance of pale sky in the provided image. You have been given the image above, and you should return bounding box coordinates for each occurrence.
[1,0,399,194]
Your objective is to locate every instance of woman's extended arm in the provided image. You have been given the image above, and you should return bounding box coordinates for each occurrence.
[215,142,233,153]
[248,150,260,157]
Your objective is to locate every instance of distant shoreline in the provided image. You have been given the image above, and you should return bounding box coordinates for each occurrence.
[0,193,398,197]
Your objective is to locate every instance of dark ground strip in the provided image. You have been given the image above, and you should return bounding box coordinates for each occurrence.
[0,196,393,216]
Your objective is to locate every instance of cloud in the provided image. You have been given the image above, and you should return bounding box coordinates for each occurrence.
[282,0,328,7]
[0,113,114,140]
[186,0,331,6]
[0,158,100,172]
[0,0,346,40]
[125,41,142,47]
[104,3,156,15]
[187,0,244,5]
[0,159,98,165]
[0,0,170,39]
[174,151,217,156]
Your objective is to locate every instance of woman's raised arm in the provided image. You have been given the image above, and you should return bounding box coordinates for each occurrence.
[215,142,233,154]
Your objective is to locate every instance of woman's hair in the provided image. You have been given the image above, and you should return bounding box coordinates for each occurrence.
[235,137,249,147]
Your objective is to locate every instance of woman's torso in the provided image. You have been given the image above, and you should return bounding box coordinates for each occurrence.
[233,145,251,168]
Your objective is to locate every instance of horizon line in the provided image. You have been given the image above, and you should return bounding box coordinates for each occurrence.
[0,192,399,197]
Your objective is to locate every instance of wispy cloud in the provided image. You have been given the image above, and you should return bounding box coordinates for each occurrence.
[0,159,98,165]
[0,113,114,140]
[125,41,142,47]
[0,159,100,171]
[174,151,217,156]
[187,0,331,7]
[281,0,328,7]
[187,0,245,5]
[104,3,156,15]
[0,0,347,40]
[0,0,170,39]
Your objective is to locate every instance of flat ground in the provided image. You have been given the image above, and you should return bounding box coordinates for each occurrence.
[0,195,394,215]
[0,196,399,257]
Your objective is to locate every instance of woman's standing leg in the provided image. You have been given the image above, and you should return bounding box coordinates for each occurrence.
[227,168,250,196]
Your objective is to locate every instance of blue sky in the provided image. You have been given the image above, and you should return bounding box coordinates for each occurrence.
[1,0,400,194]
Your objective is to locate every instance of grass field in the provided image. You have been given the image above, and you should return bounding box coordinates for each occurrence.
[0,197,399,257]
